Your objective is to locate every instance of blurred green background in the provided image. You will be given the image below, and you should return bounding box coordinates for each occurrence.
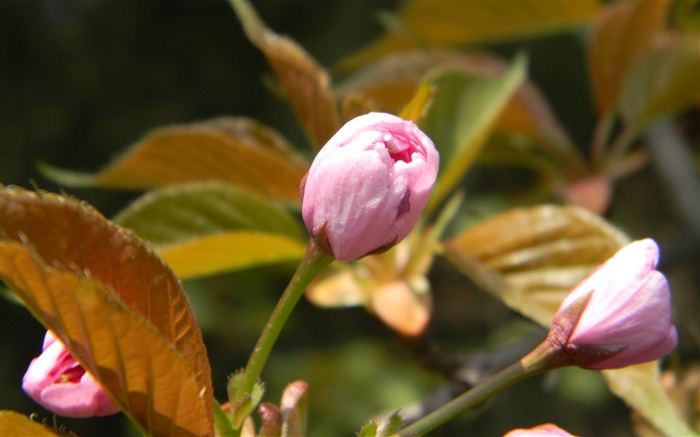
[1,1,697,436]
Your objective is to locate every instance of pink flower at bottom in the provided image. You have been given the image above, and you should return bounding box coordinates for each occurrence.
[22,331,119,418]
[549,239,678,369]
[503,423,576,437]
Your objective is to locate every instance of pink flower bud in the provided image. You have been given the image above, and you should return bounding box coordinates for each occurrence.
[503,423,576,437]
[549,239,677,369]
[22,331,119,418]
[301,112,439,261]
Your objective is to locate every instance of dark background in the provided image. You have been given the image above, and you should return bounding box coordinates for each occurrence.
[2,1,697,436]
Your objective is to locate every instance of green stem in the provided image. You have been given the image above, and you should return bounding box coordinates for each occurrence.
[396,340,563,436]
[241,242,333,395]
[213,400,236,436]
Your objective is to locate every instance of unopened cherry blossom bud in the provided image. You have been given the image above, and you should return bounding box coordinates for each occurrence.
[300,112,439,261]
[548,239,677,370]
[22,331,119,418]
[503,423,576,437]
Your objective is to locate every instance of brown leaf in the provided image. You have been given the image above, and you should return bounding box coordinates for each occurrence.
[231,0,340,149]
[0,411,64,436]
[0,186,213,434]
[587,0,672,115]
[44,118,308,202]
[1,242,213,436]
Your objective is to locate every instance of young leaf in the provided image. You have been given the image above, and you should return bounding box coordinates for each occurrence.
[40,117,308,202]
[0,411,65,436]
[421,54,526,211]
[620,40,700,129]
[337,0,599,72]
[229,0,341,149]
[358,421,379,437]
[444,205,628,325]
[113,182,303,245]
[0,186,214,436]
[226,371,265,429]
[587,0,672,115]
[159,231,307,279]
[280,381,309,437]
[0,242,213,437]
[377,409,403,436]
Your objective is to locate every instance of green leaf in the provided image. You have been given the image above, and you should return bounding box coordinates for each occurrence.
[337,49,583,178]
[0,186,214,436]
[0,411,65,436]
[112,182,307,278]
[587,0,671,115]
[337,0,599,72]
[620,39,700,129]
[113,182,303,245]
[421,53,526,212]
[229,0,340,149]
[358,421,379,437]
[159,231,307,279]
[40,117,308,203]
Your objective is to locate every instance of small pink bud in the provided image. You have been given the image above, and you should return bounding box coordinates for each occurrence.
[503,423,576,437]
[301,112,439,261]
[22,331,119,418]
[561,175,612,215]
[549,239,678,369]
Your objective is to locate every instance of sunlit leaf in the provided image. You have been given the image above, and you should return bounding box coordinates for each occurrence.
[40,117,308,202]
[0,411,64,436]
[620,39,700,129]
[113,182,302,245]
[307,231,435,337]
[444,205,628,325]
[587,0,672,115]
[0,186,213,436]
[337,0,599,71]
[159,231,306,279]
[369,280,431,338]
[444,205,692,434]
[603,364,698,437]
[421,53,526,211]
[306,268,367,307]
[230,0,340,149]
[0,242,213,437]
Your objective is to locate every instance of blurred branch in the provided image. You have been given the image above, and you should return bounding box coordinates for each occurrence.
[394,330,546,426]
